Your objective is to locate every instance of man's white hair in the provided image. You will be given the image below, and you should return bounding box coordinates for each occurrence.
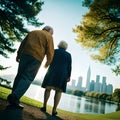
[42,26,53,31]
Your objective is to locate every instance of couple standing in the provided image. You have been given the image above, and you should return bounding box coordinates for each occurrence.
[7,26,72,116]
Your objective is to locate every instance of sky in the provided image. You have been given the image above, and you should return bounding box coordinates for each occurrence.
[1,0,120,90]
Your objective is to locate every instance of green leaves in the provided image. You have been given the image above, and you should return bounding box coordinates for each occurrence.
[0,0,44,56]
[0,0,44,71]
[73,0,120,75]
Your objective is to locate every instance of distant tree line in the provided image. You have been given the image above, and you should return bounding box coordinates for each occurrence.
[0,77,11,88]
[66,88,120,106]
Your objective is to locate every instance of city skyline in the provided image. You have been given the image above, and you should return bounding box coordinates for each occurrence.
[0,65,114,94]
[68,66,113,94]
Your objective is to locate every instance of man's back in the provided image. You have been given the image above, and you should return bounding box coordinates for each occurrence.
[17,30,54,63]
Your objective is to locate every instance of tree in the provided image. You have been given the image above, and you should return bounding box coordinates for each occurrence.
[0,77,11,88]
[72,90,85,96]
[113,88,120,105]
[73,0,120,75]
[0,0,44,59]
[99,93,109,100]
[0,0,44,81]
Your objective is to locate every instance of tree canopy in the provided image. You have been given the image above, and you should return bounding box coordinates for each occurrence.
[73,0,120,75]
[0,0,44,59]
[0,0,44,70]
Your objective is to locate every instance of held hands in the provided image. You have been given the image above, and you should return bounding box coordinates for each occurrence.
[44,63,48,68]
[67,77,70,82]
[16,56,20,62]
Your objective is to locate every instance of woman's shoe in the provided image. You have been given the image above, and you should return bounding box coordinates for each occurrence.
[40,107,46,112]
[52,111,58,116]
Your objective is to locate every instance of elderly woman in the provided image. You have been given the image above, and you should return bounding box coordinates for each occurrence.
[40,40,72,116]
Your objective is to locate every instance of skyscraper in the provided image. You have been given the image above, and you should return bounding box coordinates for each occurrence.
[76,76,83,90]
[106,84,113,94]
[71,79,76,90]
[86,66,91,91]
[101,76,107,92]
[94,75,101,92]
[89,80,95,91]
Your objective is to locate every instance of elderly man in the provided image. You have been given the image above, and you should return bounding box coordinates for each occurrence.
[7,26,54,109]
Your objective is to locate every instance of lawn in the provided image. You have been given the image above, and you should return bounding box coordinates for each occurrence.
[0,86,120,120]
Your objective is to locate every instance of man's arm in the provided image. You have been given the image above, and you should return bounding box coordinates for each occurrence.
[44,37,54,68]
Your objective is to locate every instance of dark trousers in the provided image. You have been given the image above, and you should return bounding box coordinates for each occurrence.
[12,54,41,100]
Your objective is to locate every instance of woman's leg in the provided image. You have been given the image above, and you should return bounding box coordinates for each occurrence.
[42,88,51,111]
[52,90,62,115]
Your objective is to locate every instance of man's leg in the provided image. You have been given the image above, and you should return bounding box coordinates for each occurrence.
[7,54,29,106]
[7,54,41,107]
[12,55,27,93]
[13,57,41,100]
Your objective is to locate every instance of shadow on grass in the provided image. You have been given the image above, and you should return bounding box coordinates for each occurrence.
[0,107,63,120]
[43,112,63,120]
[0,108,23,120]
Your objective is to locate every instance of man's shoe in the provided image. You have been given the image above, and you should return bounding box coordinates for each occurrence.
[7,94,15,104]
[14,103,24,109]
[7,94,19,104]
[6,104,24,110]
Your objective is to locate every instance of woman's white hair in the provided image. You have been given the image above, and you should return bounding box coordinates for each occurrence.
[58,40,68,50]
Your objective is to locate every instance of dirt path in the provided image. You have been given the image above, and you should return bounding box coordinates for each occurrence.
[0,98,86,120]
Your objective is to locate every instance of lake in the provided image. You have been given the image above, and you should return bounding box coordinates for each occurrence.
[24,84,117,114]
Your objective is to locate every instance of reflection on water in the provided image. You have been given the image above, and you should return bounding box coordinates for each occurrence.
[25,84,117,114]
[84,98,105,114]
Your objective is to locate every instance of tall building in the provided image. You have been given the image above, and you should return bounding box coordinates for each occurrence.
[76,76,83,90]
[106,84,113,94]
[94,75,101,92]
[71,79,76,90]
[86,66,91,91]
[89,80,95,91]
[101,76,107,93]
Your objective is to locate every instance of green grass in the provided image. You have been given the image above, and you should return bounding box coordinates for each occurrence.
[0,86,120,120]
[0,85,43,107]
